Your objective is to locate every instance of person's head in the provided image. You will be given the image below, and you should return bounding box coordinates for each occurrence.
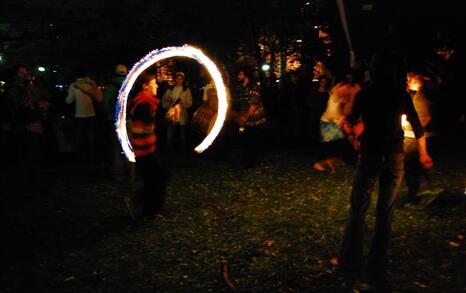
[14,65,30,83]
[174,72,185,86]
[137,71,158,96]
[406,71,425,92]
[115,64,128,76]
[318,76,328,90]
[237,66,253,85]
[369,51,404,85]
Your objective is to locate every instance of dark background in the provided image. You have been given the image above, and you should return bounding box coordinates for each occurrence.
[0,0,463,77]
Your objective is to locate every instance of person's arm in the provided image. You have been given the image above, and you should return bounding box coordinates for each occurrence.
[180,89,193,109]
[206,88,218,108]
[65,84,76,104]
[345,90,362,126]
[239,85,261,126]
[93,85,103,103]
[417,135,433,169]
[406,93,433,169]
[132,103,153,124]
[161,90,171,109]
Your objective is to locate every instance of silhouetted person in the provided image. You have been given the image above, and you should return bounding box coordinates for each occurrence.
[336,52,433,288]
[232,66,266,168]
[404,70,442,204]
[66,73,103,164]
[162,72,193,155]
[7,65,44,190]
[103,64,129,181]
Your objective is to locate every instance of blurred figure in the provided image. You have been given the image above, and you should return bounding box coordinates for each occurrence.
[280,71,306,145]
[162,72,192,154]
[231,66,266,168]
[103,64,129,181]
[313,80,360,172]
[403,70,442,204]
[261,74,280,142]
[307,76,330,146]
[6,65,45,190]
[103,64,127,123]
[66,72,103,164]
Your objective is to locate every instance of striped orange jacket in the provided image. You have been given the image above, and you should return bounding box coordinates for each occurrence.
[129,92,159,157]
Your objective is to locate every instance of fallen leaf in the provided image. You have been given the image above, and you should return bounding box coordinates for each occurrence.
[329,258,338,267]
[223,262,236,290]
[64,276,75,282]
[264,240,275,247]
[413,281,428,288]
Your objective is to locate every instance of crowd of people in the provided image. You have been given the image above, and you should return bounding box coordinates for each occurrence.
[0,48,462,289]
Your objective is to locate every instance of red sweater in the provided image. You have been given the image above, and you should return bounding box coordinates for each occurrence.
[130,92,159,157]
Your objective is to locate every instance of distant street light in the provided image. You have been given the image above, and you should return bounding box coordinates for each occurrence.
[261,64,271,71]
[38,66,46,72]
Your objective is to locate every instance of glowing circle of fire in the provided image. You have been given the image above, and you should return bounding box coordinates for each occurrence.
[115,45,228,162]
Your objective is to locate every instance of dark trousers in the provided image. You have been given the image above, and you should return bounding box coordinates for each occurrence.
[135,153,168,216]
[13,129,43,191]
[240,125,264,168]
[167,124,188,151]
[75,117,96,163]
[339,152,405,270]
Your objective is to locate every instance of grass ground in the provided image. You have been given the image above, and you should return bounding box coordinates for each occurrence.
[1,145,465,292]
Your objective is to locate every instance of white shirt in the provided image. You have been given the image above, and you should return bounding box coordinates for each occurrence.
[162,86,193,125]
[66,77,103,118]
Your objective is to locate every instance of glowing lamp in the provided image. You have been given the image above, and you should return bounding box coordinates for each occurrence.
[261,64,271,71]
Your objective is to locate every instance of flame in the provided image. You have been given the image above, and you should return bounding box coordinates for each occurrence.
[115,45,228,162]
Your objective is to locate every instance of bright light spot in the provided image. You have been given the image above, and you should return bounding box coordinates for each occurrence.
[116,45,229,162]
[261,64,271,71]
[314,25,319,29]
[0,55,3,62]
[296,39,303,43]
[38,66,46,72]
[401,114,409,128]
[52,70,57,73]
[305,2,311,5]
